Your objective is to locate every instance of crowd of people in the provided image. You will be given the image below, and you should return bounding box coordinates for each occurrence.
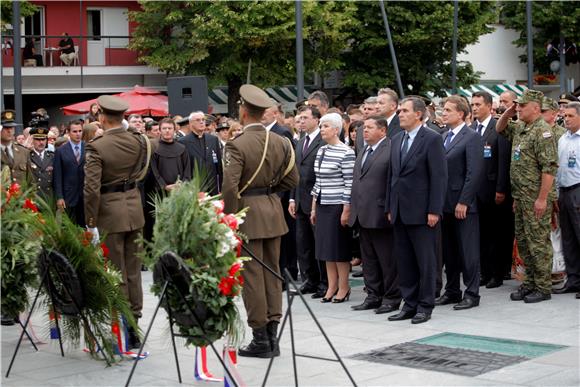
[1,84,579,358]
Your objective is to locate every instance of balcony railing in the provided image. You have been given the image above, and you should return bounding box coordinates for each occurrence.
[1,34,141,68]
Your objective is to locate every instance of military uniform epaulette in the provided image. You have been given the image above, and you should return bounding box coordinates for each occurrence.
[14,143,28,150]
[89,135,103,143]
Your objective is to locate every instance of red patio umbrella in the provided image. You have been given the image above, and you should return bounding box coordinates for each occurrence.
[61,86,169,117]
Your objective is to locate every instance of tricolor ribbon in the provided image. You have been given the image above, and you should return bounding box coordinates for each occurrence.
[49,309,60,339]
[194,346,222,382]
[223,346,245,387]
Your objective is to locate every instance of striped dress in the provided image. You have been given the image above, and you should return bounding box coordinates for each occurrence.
[311,143,355,262]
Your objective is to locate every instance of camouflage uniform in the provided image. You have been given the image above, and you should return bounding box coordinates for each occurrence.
[502,94,558,294]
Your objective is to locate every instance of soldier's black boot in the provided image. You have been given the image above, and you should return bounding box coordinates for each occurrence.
[267,321,280,357]
[127,324,142,350]
[1,314,16,326]
[238,326,273,358]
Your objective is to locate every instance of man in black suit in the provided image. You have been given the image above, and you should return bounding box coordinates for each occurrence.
[288,105,327,297]
[471,91,513,288]
[436,96,483,310]
[386,97,447,324]
[262,102,298,281]
[178,111,223,195]
[349,116,401,313]
[54,120,85,225]
[356,88,401,155]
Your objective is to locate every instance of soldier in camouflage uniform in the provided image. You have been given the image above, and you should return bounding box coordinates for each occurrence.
[496,89,558,303]
[542,97,566,141]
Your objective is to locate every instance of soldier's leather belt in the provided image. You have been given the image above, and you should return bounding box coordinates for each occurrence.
[100,181,137,194]
[241,187,273,197]
[560,182,580,192]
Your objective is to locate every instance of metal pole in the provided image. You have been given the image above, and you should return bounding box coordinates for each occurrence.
[12,1,23,134]
[451,0,458,94]
[1,23,4,110]
[378,0,404,98]
[80,0,84,88]
[526,0,533,89]
[559,32,566,93]
[295,0,304,101]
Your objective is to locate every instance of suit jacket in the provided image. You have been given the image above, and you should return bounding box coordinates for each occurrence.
[53,141,85,207]
[29,150,54,199]
[356,114,401,155]
[386,126,447,225]
[84,127,146,233]
[442,125,483,214]
[290,132,324,214]
[178,132,223,195]
[348,137,391,229]
[270,122,296,146]
[470,118,511,203]
[222,124,299,240]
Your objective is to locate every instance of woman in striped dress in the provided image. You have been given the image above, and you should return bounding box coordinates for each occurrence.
[311,113,356,303]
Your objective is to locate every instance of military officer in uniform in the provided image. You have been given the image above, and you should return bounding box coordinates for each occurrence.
[222,84,299,358]
[496,89,558,303]
[1,110,30,185]
[84,95,150,348]
[541,97,566,140]
[28,126,54,201]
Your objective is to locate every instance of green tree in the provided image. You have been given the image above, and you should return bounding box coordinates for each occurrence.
[500,1,580,74]
[341,1,497,97]
[129,0,356,114]
[1,1,38,31]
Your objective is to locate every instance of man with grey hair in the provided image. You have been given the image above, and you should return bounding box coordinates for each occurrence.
[553,102,580,299]
[178,110,223,194]
[377,88,402,139]
[386,97,447,324]
[362,96,379,120]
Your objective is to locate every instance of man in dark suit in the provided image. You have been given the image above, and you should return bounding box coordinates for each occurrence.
[471,91,513,288]
[288,105,327,297]
[356,88,401,155]
[53,120,85,225]
[436,96,483,310]
[178,111,223,195]
[386,97,447,324]
[262,102,298,281]
[349,116,401,313]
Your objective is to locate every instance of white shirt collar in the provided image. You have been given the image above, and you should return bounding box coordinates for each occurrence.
[306,127,320,140]
[386,112,397,126]
[450,123,465,135]
[476,115,492,131]
[265,121,276,131]
[368,135,387,151]
[407,124,422,140]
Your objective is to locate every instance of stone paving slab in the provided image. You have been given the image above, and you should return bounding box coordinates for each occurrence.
[2,272,579,386]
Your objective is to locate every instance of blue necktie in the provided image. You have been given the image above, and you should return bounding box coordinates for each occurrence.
[444,131,453,149]
[400,134,410,162]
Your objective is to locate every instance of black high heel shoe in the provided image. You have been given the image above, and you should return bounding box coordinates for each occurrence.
[332,288,351,303]
[320,290,338,303]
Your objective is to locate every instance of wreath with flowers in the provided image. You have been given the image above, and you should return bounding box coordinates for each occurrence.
[141,177,248,347]
[1,171,42,319]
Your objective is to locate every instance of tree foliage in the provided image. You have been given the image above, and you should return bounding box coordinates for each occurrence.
[341,1,496,96]
[1,1,38,31]
[129,0,356,113]
[500,1,580,74]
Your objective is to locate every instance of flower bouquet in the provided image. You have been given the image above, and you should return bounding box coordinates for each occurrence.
[0,170,42,320]
[141,177,248,347]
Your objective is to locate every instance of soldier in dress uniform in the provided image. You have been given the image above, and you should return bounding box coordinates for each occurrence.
[84,95,151,349]
[28,126,54,201]
[1,110,30,185]
[222,84,299,358]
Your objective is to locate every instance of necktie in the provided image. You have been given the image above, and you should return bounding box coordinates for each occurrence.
[400,134,410,162]
[74,145,80,163]
[302,135,310,154]
[477,123,484,136]
[444,131,454,149]
[362,147,373,172]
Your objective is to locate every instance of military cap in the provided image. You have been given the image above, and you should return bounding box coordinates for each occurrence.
[30,126,49,139]
[515,89,544,105]
[239,84,274,109]
[205,114,217,123]
[97,95,129,114]
[216,122,230,132]
[176,116,189,126]
[541,97,559,112]
[1,110,18,128]
[558,93,579,104]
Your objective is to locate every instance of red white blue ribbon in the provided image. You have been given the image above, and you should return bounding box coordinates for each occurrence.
[223,346,245,387]
[194,346,223,382]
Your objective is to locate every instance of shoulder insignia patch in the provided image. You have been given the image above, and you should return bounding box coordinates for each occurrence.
[224,151,231,166]
[542,131,552,138]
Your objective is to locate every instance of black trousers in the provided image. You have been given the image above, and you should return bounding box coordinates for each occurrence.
[394,218,437,314]
[559,186,580,289]
[296,209,326,287]
[279,192,298,280]
[442,212,480,300]
[67,202,85,227]
[359,227,401,305]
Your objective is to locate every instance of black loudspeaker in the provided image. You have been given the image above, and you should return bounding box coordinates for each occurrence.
[167,76,209,116]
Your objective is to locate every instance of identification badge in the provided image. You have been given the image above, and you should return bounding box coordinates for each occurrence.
[483,144,492,159]
[212,150,218,164]
[513,145,521,161]
[569,152,577,168]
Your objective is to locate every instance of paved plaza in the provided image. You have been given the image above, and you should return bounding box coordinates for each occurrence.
[2,271,579,386]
